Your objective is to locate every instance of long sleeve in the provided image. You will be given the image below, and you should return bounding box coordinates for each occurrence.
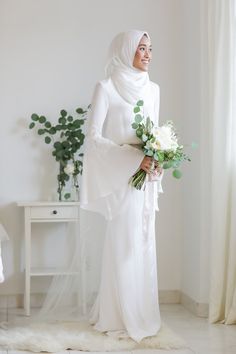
[80,82,144,220]
[152,83,164,211]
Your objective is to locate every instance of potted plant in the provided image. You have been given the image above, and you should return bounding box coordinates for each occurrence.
[29,106,89,201]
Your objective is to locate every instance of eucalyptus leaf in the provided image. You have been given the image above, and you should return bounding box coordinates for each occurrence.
[146,150,154,157]
[154,152,159,160]
[45,136,51,144]
[173,169,182,178]
[38,129,45,135]
[163,161,172,169]
[142,134,148,142]
[39,116,46,124]
[136,129,142,137]
[54,142,61,149]
[59,117,66,125]
[31,113,39,121]
[76,108,84,114]
[60,110,67,117]
[49,127,57,135]
[45,121,51,128]
[135,114,143,123]
[29,122,35,129]
[137,100,144,106]
[132,122,138,129]
[134,107,140,113]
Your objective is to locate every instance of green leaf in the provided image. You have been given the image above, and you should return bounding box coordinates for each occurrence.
[38,129,45,135]
[62,141,70,148]
[173,169,182,178]
[146,150,154,157]
[76,108,84,114]
[154,152,159,160]
[157,152,164,162]
[163,161,172,169]
[45,121,51,128]
[31,113,39,121]
[135,114,143,123]
[134,106,140,113]
[132,122,138,129]
[142,134,148,142]
[49,127,57,135]
[39,116,46,124]
[59,117,66,125]
[67,116,73,122]
[60,110,67,117]
[45,136,51,144]
[136,129,142,137]
[29,122,35,129]
[54,142,62,149]
[137,100,144,106]
[64,193,71,200]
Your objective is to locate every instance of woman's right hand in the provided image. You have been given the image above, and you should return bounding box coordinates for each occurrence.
[140,156,153,174]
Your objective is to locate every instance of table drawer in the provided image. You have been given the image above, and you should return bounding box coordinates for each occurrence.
[30,206,77,219]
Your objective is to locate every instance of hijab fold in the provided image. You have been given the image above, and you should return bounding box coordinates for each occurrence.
[105,30,151,105]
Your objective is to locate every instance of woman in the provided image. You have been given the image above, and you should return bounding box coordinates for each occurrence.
[80,29,164,343]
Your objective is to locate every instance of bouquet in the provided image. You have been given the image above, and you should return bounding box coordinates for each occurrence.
[129,100,191,190]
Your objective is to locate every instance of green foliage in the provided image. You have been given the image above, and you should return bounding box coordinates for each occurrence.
[29,105,89,200]
[130,100,192,188]
[172,169,182,178]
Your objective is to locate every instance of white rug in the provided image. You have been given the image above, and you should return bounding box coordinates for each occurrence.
[0,320,188,352]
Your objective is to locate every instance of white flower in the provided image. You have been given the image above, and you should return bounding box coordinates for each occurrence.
[152,125,178,151]
[64,163,75,175]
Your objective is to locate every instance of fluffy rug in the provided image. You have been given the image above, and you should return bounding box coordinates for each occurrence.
[0,320,187,352]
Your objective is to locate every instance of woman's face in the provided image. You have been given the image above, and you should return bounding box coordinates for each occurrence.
[133,35,152,72]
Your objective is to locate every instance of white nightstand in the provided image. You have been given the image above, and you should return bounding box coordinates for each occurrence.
[17,201,86,316]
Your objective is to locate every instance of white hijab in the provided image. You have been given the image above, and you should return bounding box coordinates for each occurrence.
[105,29,151,105]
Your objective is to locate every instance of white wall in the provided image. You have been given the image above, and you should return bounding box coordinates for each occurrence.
[0,0,208,305]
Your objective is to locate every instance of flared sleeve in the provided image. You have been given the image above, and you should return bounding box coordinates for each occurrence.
[152,83,164,211]
[80,82,144,220]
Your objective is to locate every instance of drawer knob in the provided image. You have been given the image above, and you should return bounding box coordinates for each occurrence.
[52,210,58,215]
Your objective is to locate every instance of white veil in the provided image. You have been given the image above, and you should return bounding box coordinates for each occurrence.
[105,30,151,105]
[33,207,106,323]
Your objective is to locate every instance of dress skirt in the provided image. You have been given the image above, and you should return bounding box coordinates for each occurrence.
[88,182,161,343]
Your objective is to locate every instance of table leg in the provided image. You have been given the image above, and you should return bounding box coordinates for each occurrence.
[24,207,31,316]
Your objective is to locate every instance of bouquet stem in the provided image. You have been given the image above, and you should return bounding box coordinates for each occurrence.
[129,169,147,190]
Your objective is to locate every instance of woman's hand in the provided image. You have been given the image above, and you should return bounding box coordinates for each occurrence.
[140,156,163,175]
[154,160,163,176]
[140,156,153,174]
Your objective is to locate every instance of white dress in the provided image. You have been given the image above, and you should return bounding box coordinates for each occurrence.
[80,78,164,343]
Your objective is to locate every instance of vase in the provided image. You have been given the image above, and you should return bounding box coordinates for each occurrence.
[60,177,79,202]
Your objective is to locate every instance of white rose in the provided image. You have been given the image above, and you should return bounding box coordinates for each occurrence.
[154,126,178,151]
[64,164,75,175]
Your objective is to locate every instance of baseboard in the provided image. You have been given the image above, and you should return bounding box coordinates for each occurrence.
[0,291,209,318]
[159,290,181,303]
[180,291,209,318]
